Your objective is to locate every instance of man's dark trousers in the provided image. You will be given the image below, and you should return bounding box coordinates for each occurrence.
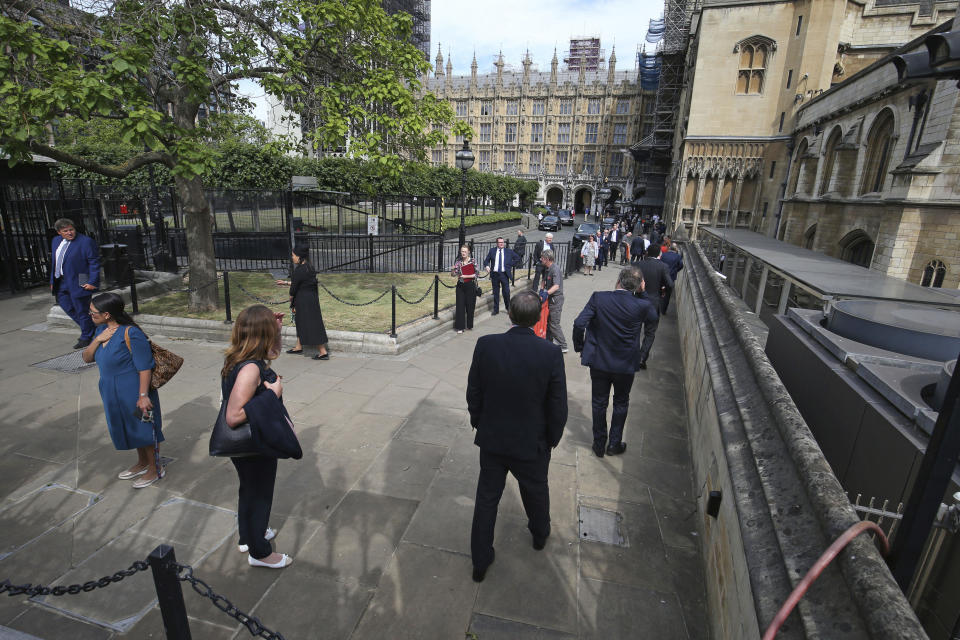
[490,271,510,313]
[55,284,95,340]
[639,312,660,363]
[590,369,635,449]
[471,449,551,569]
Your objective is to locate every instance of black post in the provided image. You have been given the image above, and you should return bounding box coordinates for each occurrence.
[223,271,233,324]
[148,545,192,640]
[129,265,139,314]
[527,254,532,281]
[433,275,439,319]
[368,233,375,273]
[889,351,960,589]
[390,285,397,338]
[437,236,444,272]
[458,172,467,248]
[284,189,295,278]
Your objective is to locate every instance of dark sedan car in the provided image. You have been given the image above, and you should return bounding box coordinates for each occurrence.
[557,209,574,226]
[574,223,600,243]
[539,215,560,231]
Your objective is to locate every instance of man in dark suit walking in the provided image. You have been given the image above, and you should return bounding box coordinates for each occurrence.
[483,237,519,315]
[467,290,567,582]
[50,218,100,348]
[573,267,657,457]
[659,243,684,315]
[637,244,674,368]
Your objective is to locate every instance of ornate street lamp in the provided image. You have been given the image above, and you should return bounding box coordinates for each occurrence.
[455,140,475,247]
[596,184,612,221]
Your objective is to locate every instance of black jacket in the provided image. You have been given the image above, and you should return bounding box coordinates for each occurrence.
[638,258,674,297]
[573,290,658,373]
[467,326,567,459]
[513,235,527,258]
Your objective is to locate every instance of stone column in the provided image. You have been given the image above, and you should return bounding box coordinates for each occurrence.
[711,174,726,226]
[731,176,744,227]
[691,174,707,238]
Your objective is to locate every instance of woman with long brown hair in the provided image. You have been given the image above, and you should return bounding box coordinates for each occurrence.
[450,245,478,334]
[221,305,292,568]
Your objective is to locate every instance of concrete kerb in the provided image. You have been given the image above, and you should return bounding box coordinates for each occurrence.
[46,290,498,356]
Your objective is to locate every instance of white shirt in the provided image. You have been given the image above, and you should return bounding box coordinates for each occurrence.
[54,239,71,278]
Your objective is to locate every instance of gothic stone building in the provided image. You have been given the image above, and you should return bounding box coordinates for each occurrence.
[424,48,651,215]
[664,0,958,289]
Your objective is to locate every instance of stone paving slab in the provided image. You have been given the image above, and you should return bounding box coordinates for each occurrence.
[0,257,707,639]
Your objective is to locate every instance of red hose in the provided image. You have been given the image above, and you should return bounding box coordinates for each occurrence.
[762,521,890,640]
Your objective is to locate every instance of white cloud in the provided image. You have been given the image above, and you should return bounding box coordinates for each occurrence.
[432,0,664,75]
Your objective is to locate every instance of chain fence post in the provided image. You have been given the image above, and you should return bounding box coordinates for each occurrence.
[222,271,232,324]
[433,275,439,319]
[390,285,397,338]
[437,235,444,272]
[368,233,374,273]
[148,545,192,640]
[129,265,139,314]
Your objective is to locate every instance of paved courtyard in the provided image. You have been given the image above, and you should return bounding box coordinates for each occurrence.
[0,259,706,639]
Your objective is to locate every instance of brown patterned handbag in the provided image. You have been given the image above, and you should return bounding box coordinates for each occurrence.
[124,327,184,390]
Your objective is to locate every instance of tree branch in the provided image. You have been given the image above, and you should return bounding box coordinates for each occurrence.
[20,141,174,176]
[214,66,285,87]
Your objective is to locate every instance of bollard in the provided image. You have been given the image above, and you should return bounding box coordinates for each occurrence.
[129,266,139,314]
[390,285,397,338]
[433,275,439,319]
[527,254,533,281]
[148,545,192,640]
[222,271,233,324]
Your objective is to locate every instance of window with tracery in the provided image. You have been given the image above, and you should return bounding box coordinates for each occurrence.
[860,110,895,195]
[921,260,947,287]
[819,128,842,196]
[735,38,773,95]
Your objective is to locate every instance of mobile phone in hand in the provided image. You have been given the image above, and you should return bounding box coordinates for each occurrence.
[133,407,153,422]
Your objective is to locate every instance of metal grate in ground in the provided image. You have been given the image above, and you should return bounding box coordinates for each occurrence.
[32,350,96,374]
[579,505,628,547]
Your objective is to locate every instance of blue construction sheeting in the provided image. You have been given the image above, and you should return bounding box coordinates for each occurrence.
[639,17,664,90]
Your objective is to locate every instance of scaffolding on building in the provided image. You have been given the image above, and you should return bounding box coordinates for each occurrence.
[564,37,605,72]
[629,0,698,214]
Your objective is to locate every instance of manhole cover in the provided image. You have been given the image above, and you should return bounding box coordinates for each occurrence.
[32,351,96,374]
[579,506,628,547]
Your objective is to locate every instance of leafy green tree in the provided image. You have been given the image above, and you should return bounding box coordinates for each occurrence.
[0,0,453,309]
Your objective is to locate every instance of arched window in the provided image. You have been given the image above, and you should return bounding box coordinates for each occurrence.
[735,36,775,95]
[803,224,817,249]
[921,260,947,287]
[839,229,874,268]
[788,140,807,195]
[860,110,895,195]
[818,128,842,196]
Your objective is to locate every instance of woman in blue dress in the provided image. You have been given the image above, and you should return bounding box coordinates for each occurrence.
[81,292,164,488]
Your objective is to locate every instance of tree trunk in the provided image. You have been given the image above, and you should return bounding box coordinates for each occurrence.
[174,175,219,310]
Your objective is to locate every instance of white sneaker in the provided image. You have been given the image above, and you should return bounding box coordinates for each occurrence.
[238,527,276,553]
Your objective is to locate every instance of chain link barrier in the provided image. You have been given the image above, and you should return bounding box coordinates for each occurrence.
[233,281,290,306]
[316,280,390,307]
[135,270,221,294]
[175,563,285,640]
[0,560,149,597]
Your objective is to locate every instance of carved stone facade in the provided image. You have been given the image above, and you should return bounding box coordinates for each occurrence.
[664,0,958,288]
[424,48,650,213]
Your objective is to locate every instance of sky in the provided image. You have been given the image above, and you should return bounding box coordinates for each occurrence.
[432,0,664,75]
[239,0,665,123]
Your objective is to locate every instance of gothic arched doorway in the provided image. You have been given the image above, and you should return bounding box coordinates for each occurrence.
[574,188,592,216]
[546,186,563,210]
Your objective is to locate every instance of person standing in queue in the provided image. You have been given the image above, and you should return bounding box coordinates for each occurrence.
[451,245,478,334]
[275,245,329,360]
[82,292,164,488]
[483,237,519,316]
[539,249,568,353]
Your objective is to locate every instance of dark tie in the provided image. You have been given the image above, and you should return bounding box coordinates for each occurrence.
[497,249,503,272]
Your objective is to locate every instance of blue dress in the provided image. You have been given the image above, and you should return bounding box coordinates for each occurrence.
[93,324,164,450]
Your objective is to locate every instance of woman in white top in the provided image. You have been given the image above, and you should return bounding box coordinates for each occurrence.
[580,236,598,276]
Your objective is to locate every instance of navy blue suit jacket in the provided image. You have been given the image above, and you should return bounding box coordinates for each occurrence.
[50,234,100,296]
[572,289,658,374]
[483,246,520,272]
[660,250,684,280]
[467,326,567,459]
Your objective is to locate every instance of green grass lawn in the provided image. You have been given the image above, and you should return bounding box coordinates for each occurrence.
[138,271,460,333]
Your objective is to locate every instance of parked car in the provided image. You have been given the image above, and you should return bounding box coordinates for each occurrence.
[557,209,574,226]
[539,215,560,232]
[574,223,600,244]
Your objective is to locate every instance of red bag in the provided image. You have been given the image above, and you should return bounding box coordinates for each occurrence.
[533,299,549,338]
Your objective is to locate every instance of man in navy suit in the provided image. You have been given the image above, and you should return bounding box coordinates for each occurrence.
[467,290,567,582]
[50,218,100,348]
[659,243,684,315]
[482,236,519,315]
[572,266,658,457]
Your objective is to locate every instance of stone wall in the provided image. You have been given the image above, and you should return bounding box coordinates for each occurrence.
[677,240,928,638]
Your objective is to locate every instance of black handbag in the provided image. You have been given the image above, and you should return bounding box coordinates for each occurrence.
[209,360,264,457]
